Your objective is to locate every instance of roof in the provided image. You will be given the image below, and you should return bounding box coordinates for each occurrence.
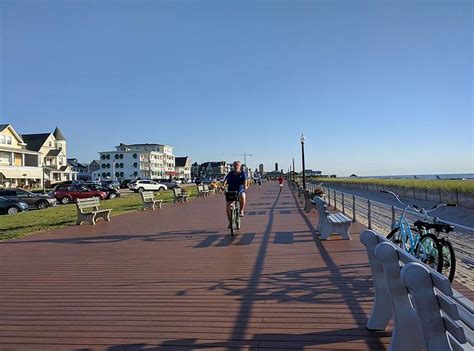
[46,149,62,157]
[0,124,9,132]
[175,157,189,167]
[53,127,66,141]
[22,133,51,152]
[117,143,173,148]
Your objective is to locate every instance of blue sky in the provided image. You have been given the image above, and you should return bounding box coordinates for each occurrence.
[0,0,472,176]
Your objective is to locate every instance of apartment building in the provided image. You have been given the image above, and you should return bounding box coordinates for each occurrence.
[96,143,175,181]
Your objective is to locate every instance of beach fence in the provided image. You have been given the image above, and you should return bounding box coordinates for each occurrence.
[304,182,474,287]
[314,180,474,209]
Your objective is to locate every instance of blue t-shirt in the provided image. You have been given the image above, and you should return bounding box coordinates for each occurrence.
[225,171,248,192]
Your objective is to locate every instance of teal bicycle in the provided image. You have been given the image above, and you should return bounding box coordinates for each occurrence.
[381,190,443,272]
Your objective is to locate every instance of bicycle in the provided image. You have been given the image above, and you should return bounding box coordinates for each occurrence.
[411,204,457,282]
[381,190,443,272]
[224,191,241,236]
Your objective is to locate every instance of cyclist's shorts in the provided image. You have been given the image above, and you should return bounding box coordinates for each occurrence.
[225,192,240,202]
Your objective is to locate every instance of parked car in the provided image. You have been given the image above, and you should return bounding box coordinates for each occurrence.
[0,196,29,215]
[120,179,132,189]
[155,179,181,189]
[101,180,120,190]
[129,180,167,193]
[84,183,121,199]
[52,184,108,204]
[0,189,57,209]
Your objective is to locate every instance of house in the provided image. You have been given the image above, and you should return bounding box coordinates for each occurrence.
[0,124,43,188]
[67,158,91,181]
[97,143,175,181]
[304,169,322,177]
[174,156,192,180]
[22,127,76,186]
[196,161,231,179]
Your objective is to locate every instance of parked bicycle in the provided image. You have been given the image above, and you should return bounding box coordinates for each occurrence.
[224,191,241,236]
[411,204,457,282]
[381,190,443,272]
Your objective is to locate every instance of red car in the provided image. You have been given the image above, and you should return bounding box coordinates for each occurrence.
[52,184,107,204]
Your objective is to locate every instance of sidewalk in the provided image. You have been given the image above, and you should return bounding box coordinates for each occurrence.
[0,182,404,350]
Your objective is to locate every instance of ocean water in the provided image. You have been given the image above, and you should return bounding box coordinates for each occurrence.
[361,173,474,180]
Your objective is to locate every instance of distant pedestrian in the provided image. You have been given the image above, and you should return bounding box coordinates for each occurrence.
[278,176,284,192]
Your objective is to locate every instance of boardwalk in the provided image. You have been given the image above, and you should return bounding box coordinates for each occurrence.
[0,182,468,350]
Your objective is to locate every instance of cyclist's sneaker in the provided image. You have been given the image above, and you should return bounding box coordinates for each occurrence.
[240,212,244,217]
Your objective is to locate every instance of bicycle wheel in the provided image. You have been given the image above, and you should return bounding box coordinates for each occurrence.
[414,233,443,272]
[439,239,456,282]
[229,206,235,236]
[387,227,411,252]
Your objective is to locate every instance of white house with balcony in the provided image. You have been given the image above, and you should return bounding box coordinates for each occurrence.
[96,143,176,181]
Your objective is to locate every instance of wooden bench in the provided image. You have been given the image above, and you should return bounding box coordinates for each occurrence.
[173,187,188,203]
[311,196,351,240]
[76,197,112,225]
[401,262,473,351]
[203,184,214,195]
[196,184,209,197]
[140,191,163,211]
[360,229,474,351]
[303,190,317,213]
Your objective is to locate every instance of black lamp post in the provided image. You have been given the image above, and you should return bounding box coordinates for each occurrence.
[292,157,295,182]
[300,134,306,190]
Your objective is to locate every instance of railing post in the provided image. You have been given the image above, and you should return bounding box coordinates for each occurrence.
[352,195,356,222]
[425,187,427,201]
[333,190,337,210]
[368,199,372,229]
[342,192,345,214]
[438,187,442,203]
[391,205,396,229]
[456,188,459,206]
[413,187,416,199]
[327,188,331,206]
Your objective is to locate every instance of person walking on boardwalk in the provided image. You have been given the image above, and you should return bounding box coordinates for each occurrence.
[222,161,248,225]
[278,175,284,192]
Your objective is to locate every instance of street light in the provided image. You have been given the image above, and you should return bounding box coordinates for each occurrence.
[300,134,306,190]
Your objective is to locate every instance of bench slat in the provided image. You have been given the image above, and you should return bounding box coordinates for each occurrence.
[438,293,461,320]
[443,314,467,344]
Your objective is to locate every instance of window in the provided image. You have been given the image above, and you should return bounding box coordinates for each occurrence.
[102,172,106,177]
[115,154,119,159]
[101,164,106,169]
[101,155,106,160]
[106,164,110,168]
[133,162,138,168]
[49,141,52,146]
[133,153,137,159]
[106,154,110,160]
[119,154,124,159]
[0,152,12,165]
[6,136,12,145]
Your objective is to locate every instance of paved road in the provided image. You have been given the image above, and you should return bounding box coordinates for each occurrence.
[0,182,468,350]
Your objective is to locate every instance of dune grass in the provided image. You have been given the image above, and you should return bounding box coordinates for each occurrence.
[0,187,199,241]
[310,177,474,193]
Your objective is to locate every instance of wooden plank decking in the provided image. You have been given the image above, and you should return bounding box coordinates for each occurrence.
[0,182,470,350]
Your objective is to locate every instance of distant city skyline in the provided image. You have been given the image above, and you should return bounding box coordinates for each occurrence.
[1,0,472,177]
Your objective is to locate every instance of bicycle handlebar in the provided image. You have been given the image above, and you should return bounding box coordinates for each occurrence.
[380,190,456,214]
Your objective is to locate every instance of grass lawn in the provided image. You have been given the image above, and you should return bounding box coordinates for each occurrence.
[310,177,474,193]
[0,187,199,241]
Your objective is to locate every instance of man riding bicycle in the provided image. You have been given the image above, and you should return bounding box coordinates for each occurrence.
[222,161,248,227]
